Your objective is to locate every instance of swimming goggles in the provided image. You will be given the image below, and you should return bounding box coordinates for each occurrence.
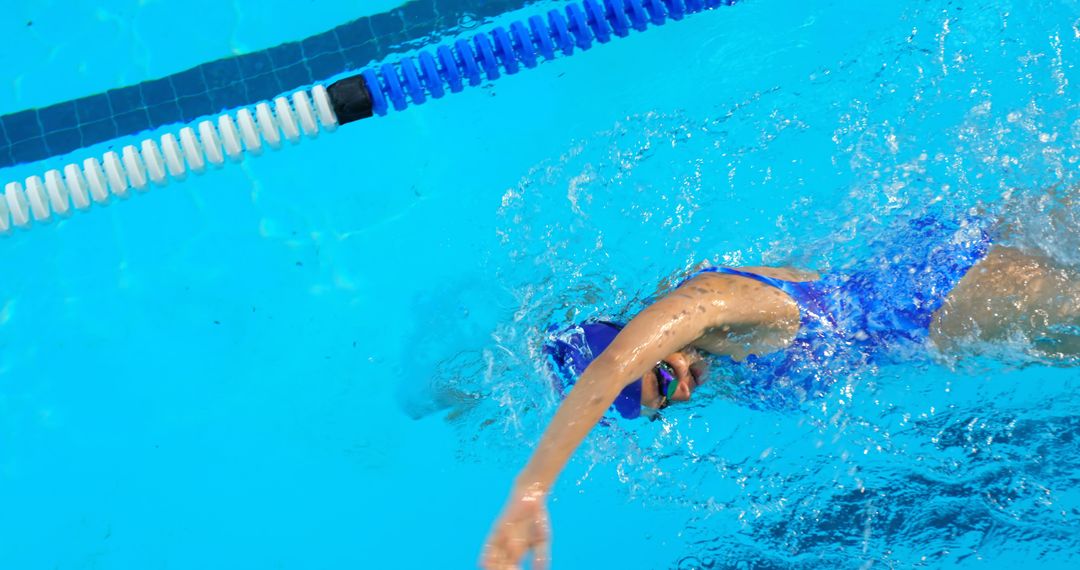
[653,361,678,410]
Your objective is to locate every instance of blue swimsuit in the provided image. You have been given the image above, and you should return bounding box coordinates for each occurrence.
[691,215,994,409]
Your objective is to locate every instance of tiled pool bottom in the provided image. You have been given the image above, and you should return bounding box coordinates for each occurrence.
[0,0,541,169]
[1,0,1078,568]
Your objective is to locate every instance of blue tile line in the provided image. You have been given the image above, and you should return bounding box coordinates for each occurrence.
[0,0,537,170]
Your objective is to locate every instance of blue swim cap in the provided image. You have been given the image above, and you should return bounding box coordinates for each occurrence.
[543,321,644,419]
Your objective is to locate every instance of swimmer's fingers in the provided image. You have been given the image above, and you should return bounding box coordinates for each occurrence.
[479,525,527,570]
[531,512,551,570]
[532,546,550,570]
[481,489,551,570]
[479,543,518,570]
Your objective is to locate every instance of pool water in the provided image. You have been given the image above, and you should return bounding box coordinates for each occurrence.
[2,0,1079,568]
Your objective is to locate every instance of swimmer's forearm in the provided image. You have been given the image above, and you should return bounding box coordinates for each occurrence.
[512,286,724,495]
[512,361,626,495]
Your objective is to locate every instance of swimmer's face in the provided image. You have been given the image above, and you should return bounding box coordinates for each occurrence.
[640,348,707,411]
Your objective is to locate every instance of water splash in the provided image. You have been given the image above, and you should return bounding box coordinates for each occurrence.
[400,0,1080,565]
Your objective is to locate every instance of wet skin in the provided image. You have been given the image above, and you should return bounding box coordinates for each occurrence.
[481,245,1080,570]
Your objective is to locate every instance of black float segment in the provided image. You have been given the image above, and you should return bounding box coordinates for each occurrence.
[327,75,376,125]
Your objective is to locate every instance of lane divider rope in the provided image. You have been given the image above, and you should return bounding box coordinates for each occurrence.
[1,0,737,235]
[353,0,735,117]
[1,87,336,234]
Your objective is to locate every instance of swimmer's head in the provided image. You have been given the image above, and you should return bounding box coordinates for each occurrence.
[543,321,707,419]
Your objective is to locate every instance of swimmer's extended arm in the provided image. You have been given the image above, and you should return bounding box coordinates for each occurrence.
[513,285,723,492]
[481,275,766,569]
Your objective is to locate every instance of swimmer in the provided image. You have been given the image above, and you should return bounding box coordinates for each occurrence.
[479,213,1080,569]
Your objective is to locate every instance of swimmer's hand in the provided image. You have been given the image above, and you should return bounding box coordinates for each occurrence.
[479,486,551,570]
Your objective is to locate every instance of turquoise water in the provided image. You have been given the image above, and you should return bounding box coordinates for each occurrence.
[2,0,1079,568]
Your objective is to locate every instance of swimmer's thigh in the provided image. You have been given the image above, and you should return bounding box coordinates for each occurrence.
[931,246,1080,355]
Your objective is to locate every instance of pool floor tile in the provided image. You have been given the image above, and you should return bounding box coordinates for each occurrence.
[0,0,541,169]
